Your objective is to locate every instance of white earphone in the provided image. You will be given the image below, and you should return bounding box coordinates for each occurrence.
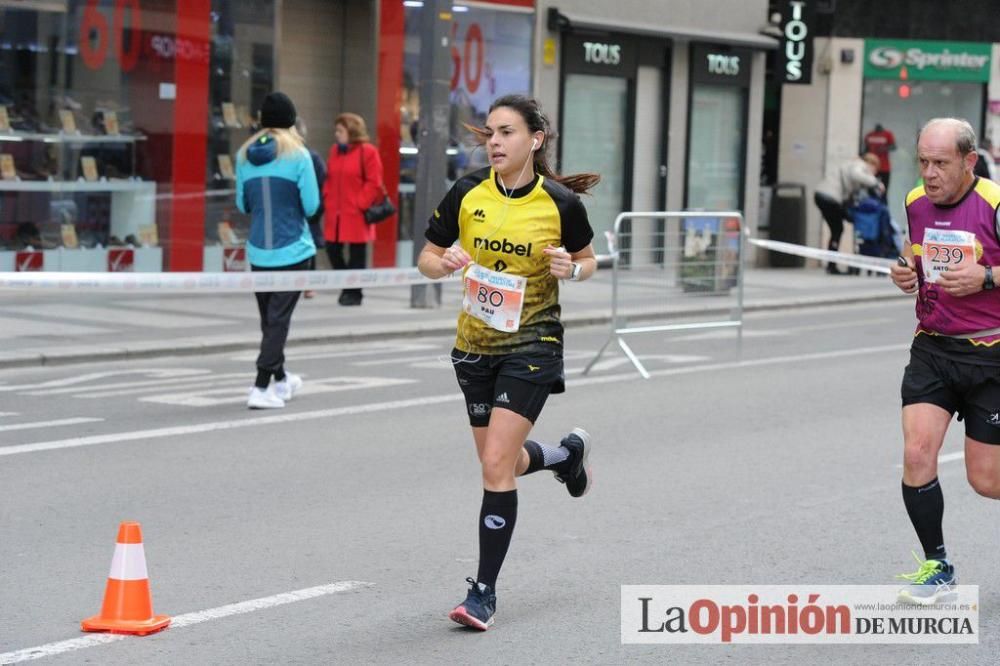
[531,138,538,151]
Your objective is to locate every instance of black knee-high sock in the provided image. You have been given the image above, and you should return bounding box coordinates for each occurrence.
[521,440,570,476]
[902,478,947,561]
[477,489,517,588]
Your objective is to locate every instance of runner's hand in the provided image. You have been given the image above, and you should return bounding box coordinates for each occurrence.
[890,257,918,294]
[543,245,573,279]
[441,245,471,273]
[937,262,986,297]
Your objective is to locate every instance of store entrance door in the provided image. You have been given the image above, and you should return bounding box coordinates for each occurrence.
[561,72,632,244]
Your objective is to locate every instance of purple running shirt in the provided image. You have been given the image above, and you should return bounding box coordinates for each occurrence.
[906,177,1000,345]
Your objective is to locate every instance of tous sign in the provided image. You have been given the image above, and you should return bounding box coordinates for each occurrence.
[583,41,622,66]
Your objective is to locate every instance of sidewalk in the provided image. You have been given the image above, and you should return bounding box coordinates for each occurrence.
[0,266,908,368]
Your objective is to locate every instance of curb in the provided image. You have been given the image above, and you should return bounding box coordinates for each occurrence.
[0,289,909,369]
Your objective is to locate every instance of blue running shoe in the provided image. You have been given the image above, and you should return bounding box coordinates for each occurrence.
[448,577,496,631]
[896,552,957,605]
[555,427,592,497]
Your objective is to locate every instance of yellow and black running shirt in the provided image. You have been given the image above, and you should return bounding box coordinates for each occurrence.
[426,167,594,354]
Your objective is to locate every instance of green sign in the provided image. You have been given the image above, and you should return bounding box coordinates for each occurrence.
[864,39,991,82]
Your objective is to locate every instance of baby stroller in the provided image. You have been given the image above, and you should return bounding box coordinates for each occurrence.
[849,194,902,263]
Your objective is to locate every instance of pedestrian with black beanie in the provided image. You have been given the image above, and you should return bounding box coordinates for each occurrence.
[236,91,318,408]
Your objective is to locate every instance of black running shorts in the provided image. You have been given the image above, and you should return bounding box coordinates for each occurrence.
[901,348,1000,445]
[451,347,565,427]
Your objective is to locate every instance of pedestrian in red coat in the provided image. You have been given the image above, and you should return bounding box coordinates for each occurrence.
[323,112,385,305]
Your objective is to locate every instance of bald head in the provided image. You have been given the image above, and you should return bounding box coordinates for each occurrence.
[918,118,977,156]
[916,118,979,205]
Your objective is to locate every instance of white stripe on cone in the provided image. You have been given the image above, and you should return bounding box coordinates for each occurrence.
[107,543,149,581]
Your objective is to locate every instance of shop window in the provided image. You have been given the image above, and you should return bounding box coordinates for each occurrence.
[0,1,157,270]
[0,0,275,272]
[398,3,533,241]
[687,84,746,211]
[203,0,275,272]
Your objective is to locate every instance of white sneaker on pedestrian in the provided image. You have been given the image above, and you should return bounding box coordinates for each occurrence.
[273,372,302,401]
[247,385,285,409]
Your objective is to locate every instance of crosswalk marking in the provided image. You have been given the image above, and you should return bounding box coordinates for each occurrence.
[0,369,209,393]
[140,376,419,407]
[28,373,242,398]
[229,341,439,363]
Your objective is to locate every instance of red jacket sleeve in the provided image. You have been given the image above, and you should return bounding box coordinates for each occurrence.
[359,143,385,209]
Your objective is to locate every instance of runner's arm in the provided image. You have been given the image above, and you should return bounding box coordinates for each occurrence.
[543,244,597,281]
[570,244,597,281]
[418,241,470,279]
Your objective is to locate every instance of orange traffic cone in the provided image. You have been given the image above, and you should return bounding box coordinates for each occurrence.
[81,521,171,635]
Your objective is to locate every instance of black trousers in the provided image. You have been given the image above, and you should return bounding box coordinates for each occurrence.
[877,171,890,197]
[814,192,849,251]
[251,258,310,378]
[326,242,367,296]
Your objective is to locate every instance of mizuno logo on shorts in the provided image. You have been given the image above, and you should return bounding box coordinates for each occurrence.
[528,365,539,371]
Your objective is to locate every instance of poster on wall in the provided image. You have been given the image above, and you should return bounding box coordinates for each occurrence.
[679,216,741,293]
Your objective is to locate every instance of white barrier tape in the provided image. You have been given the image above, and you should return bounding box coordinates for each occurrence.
[0,267,455,293]
[750,238,895,275]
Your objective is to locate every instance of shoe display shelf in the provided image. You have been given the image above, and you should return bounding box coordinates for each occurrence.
[0,130,160,272]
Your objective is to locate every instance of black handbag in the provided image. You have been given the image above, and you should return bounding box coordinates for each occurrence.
[359,146,395,224]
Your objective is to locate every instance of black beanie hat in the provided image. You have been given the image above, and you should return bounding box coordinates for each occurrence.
[259,92,296,129]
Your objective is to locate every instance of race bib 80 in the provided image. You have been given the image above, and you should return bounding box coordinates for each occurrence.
[462,262,526,333]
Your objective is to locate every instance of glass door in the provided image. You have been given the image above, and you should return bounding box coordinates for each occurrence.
[686,83,746,210]
[560,73,630,244]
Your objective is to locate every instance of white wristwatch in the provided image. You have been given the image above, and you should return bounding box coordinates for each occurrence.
[569,262,582,281]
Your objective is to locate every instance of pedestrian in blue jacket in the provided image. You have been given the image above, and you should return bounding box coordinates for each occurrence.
[236,91,318,409]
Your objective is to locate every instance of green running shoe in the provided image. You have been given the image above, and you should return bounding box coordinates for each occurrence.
[896,551,957,605]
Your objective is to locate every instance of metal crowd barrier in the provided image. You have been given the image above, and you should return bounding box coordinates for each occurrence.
[583,211,746,378]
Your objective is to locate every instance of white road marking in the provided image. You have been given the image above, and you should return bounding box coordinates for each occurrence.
[0,369,209,393]
[567,353,710,374]
[74,376,252,400]
[0,411,17,417]
[0,417,103,433]
[229,341,439,363]
[0,343,909,458]
[671,317,894,342]
[0,580,373,664]
[0,395,464,456]
[23,371,223,396]
[139,376,418,407]
[351,354,451,367]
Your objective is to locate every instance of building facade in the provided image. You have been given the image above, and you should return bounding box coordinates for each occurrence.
[0,0,773,273]
[770,0,1000,258]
